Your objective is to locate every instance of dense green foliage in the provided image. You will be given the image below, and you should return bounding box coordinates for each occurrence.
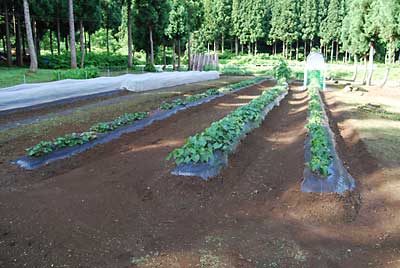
[273,60,292,80]
[167,83,287,164]
[27,132,97,157]
[39,53,142,69]
[305,81,332,176]
[53,67,99,79]
[1,0,399,72]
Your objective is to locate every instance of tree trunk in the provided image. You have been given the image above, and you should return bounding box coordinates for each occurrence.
[187,33,191,71]
[344,50,348,64]
[33,19,40,56]
[2,37,5,55]
[16,14,23,66]
[88,33,91,53]
[127,0,133,68]
[254,42,257,56]
[177,38,181,70]
[65,35,68,51]
[330,40,334,63]
[22,31,26,56]
[352,54,358,82]
[49,29,53,55]
[149,26,154,65]
[214,39,217,54]
[4,1,12,66]
[272,41,274,55]
[221,34,224,53]
[367,42,374,86]
[57,18,61,55]
[282,42,286,58]
[381,67,390,87]
[362,55,368,85]
[335,41,339,62]
[79,20,85,68]
[68,0,77,69]
[296,40,299,61]
[304,40,307,60]
[207,42,210,54]
[106,27,109,55]
[173,40,176,70]
[163,44,166,70]
[241,44,243,54]
[235,37,238,55]
[23,0,37,72]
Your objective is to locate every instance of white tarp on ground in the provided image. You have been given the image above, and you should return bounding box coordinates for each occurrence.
[0,71,219,112]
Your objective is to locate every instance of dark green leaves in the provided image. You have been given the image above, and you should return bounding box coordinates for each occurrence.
[306,83,333,177]
[167,82,287,165]
[26,112,148,157]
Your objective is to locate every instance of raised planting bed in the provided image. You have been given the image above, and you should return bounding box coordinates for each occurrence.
[167,81,289,180]
[301,81,356,193]
[14,77,270,170]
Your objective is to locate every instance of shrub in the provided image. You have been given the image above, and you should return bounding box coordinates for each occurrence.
[53,67,99,80]
[144,63,157,72]
[273,60,292,81]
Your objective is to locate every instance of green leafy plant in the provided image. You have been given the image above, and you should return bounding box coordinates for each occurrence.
[160,77,265,110]
[305,80,333,177]
[144,63,157,72]
[167,82,288,165]
[26,112,148,158]
[26,132,97,157]
[53,66,99,80]
[273,60,291,81]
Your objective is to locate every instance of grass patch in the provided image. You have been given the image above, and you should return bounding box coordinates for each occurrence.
[328,87,400,167]
[0,67,59,88]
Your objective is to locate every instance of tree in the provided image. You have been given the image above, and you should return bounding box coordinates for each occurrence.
[166,0,188,70]
[101,0,122,55]
[231,0,240,55]
[300,0,318,58]
[23,0,38,72]
[185,0,203,70]
[68,0,77,69]
[127,0,133,67]
[270,0,296,57]
[372,0,400,85]
[321,0,344,62]
[135,0,170,65]
[75,0,102,67]
[3,0,12,66]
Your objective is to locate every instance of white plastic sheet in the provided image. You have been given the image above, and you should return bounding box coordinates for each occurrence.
[0,71,219,112]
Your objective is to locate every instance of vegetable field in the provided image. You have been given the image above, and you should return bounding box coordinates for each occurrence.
[0,64,399,268]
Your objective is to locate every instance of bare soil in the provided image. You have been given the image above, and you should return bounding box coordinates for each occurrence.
[0,82,398,268]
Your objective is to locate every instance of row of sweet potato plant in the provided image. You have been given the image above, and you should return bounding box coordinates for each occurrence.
[167,82,288,167]
[305,80,333,177]
[25,77,265,158]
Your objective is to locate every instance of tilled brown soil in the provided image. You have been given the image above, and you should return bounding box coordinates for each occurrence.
[0,84,395,268]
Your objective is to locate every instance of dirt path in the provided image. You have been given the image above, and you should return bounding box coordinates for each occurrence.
[0,84,395,268]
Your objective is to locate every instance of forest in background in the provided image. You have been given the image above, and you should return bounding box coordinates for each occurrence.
[0,0,399,82]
